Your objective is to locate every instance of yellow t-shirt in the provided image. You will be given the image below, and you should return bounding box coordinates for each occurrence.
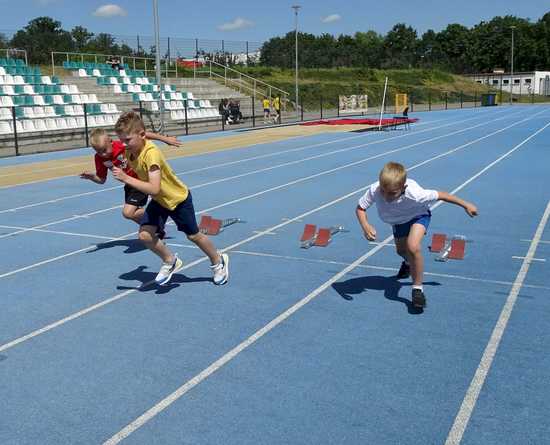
[273,97,280,110]
[128,140,189,210]
[262,99,271,109]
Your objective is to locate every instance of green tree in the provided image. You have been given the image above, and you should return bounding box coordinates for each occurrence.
[10,16,74,64]
[354,31,384,68]
[71,26,93,52]
[383,24,418,68]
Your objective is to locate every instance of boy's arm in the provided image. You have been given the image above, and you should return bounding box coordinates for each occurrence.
[437,191,478,217]
[145,132,183,147]
[355,205,377,241]
[112,166,161,195]
[79,171,106,184]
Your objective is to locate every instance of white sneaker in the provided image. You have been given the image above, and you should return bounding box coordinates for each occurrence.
[155,254,183,286]
[210,253,229,285]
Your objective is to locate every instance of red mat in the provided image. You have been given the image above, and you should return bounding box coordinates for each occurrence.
[301,118,418,126]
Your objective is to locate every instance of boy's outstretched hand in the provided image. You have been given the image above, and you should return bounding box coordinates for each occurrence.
[464,202,478,217]
[363,224,377,241]
[164,136,183,147]
[79,171,95,180]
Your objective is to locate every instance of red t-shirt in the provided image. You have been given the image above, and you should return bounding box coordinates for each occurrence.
[94,141,137,180]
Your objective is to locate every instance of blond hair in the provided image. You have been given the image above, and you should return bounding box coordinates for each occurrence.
[379,162,407,188]
[89,128,108,147]
[115,111,145,135]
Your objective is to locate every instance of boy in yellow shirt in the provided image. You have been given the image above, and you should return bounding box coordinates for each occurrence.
[112,111,229,286]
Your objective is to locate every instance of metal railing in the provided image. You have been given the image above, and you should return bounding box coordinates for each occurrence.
[196,59,290,108]
[1,48,28,65]
[51,51,180,78]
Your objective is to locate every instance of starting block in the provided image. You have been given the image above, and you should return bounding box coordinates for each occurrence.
[431,234,468,261]
[300,225,348,249]
[199,215,245,235]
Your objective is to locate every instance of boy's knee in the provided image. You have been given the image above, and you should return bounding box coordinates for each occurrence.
[138,228,155,243]
[122,208,135,220]
[406,240,422,256]
[187,231,202,243]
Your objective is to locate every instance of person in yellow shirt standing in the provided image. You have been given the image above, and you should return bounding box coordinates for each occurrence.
[262,96,271,122]
[112,111,229,286]
[272,96,280,124]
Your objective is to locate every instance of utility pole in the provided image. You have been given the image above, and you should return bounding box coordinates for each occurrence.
[292,5,301,120]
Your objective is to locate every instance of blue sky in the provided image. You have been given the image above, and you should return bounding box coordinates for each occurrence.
[0,0,548,43]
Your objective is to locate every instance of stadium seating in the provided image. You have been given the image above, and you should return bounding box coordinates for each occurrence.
[0,58,120,135]
[63,61,218,121]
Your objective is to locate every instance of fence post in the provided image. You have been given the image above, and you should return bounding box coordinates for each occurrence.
[320,96,323,119]
[11,106,19,156]
[445,92,448,110]
[184,99,189,136]
[222,110,225,131]
[409,93,414,112]
[460,91,463,108]
[301,104,304,122]
[474,90,477,108]
[138,101,143,121]
[428,91,432,111]
[337,96,340,118]
[83,103,89,147]
[252,96,255,127]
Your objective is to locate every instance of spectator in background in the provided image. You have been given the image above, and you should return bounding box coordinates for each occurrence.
[262,96,271,122]
[272,96,281,123]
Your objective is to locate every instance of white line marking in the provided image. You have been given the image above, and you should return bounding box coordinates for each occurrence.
[445,200,550,445]
[512,256,546,262]
[0,225,116,240]
[0,110,506,213]
[521,239,550,244]
[1,111,548,360]
[228,249,550,290]
[102,235,397,445]
[103,118,550,444]
[0,110,527,244]
[0,109,545,281]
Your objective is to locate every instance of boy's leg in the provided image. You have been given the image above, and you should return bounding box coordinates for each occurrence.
[122,203,144,224]
[138,225,174,263]
[394,236,411,279]
[171,192,229,284]
[188,232,220,264]
[123,185,148,224]
[406,223,426,286]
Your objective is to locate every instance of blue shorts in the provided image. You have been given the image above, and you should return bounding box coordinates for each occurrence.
[392,212,431,239]
[140,191,199,236]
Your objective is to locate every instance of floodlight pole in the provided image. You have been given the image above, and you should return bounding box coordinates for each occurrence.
[153,0,164,130]
[509,25,516,105]
[292,5,301,121]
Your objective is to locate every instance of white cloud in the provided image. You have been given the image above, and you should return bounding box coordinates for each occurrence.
[217,17,254,31]
[93,4,128,18]
[321,14,341,24]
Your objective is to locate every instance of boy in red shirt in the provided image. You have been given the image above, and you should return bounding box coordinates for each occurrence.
[80,128,181,229]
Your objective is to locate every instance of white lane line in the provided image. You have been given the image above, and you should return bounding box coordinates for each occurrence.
[0,225,116,240]
[521,239,550,244]
[0,110,523,241]
[512,256,546,262]
[0,205,121,240]
[226,250,550,291]
[103,118,550,444]
[0,110,504,213]
[102,235,397,445]
[1,111,548,358]
[445,200,550,445]
[0,109,545,280]
[0,112,460,192]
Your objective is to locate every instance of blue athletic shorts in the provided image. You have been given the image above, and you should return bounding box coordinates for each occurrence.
[140,191,199,236]
[392,212,431,239]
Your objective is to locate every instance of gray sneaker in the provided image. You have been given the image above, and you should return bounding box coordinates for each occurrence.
[210,253,229,285]
[155,254,184,286]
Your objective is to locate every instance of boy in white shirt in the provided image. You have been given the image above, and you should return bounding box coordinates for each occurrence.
[356,162,478,308]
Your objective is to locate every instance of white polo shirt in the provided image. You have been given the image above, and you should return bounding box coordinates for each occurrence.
[358,179,439,225]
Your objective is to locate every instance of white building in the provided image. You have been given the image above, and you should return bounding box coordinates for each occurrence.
[466,71,550,96]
